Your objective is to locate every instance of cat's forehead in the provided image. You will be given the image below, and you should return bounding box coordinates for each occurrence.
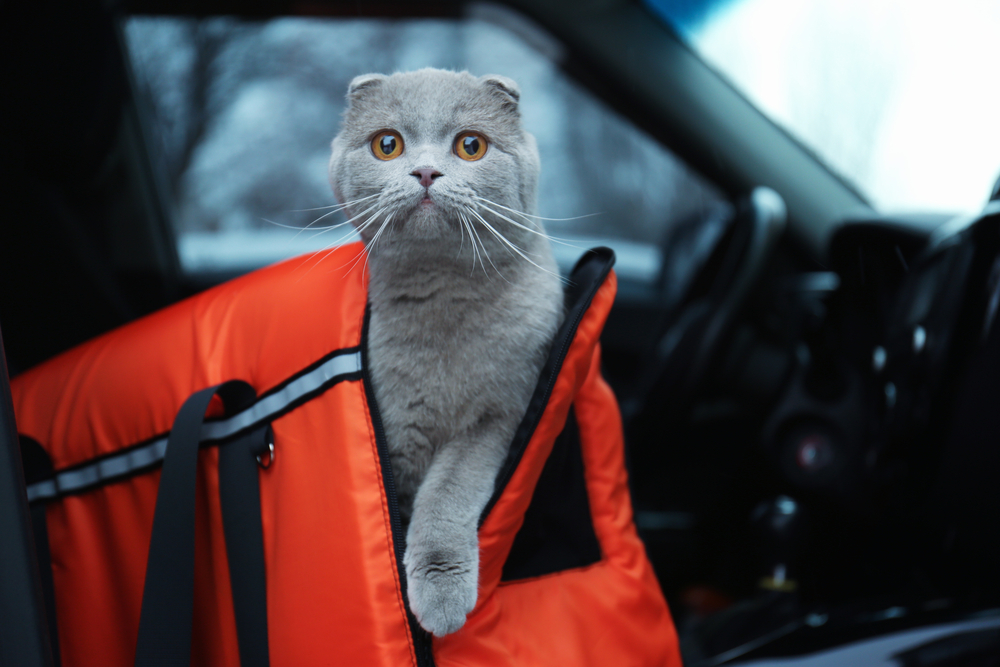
[342,70,521,142]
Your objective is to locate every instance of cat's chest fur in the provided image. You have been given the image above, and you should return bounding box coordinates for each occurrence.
[367,258,562,520]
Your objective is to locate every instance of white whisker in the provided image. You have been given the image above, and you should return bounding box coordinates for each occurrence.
[294,203,360,236]
[456,213,466,259]
[467,208,568,284]
[367,210,393,254]
[301,200,382,241]
[463,209,507,283]
[467,208,535,257]
[272,194,384,241]
[362,211,394,278]
[335,209,389,277]
[459,211,484,277]
[474,196,601,223]
[465,207,517,263]
[262,218,316,231]
[298,206,386,278]
[288,193,379,213]
[474,203,585,250]
[466,211,496,280]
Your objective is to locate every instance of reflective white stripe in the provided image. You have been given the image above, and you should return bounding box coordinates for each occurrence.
[26,349,362,502]
[200,352,361,441]
[26,480,57,503]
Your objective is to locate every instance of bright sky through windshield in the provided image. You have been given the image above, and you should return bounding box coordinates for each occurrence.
[655,0,1000,214]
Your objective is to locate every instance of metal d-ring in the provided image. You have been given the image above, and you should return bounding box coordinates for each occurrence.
[256,427,275,469]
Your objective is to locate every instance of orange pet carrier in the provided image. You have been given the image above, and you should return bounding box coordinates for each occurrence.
[13,244,680,666]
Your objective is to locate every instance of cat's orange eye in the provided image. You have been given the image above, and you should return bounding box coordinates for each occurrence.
[371,131,404,160]
[454,132,488,161]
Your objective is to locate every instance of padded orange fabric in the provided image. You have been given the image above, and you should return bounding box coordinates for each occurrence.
[438,333,680,665]
[12,243,679,666]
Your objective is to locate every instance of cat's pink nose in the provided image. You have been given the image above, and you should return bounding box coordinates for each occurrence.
[411,168,442,188]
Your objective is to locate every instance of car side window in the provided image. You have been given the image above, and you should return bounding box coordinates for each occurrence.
[123,9,725,284]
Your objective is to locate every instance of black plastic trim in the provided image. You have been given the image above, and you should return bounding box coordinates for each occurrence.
[20,436,60,666]
[360,306,435,667]
[0,326,55,667]
[479,246,615,525]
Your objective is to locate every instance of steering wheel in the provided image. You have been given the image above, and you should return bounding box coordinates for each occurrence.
[626,187,786,427]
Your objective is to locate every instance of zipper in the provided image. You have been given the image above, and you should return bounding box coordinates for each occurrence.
[360,246,613,663]
[361,307,435,667]
[479,248,615,526]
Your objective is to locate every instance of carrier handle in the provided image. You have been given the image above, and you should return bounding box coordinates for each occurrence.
[219,423,273,667]
[135,381,271,667]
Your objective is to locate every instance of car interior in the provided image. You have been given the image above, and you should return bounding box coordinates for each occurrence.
[3,0,999,664]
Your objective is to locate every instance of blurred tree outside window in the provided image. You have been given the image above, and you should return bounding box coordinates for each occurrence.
[124,9,725,283]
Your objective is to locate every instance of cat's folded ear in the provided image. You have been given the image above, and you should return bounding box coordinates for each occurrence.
[347,73,387,101]
[479,74,520,111]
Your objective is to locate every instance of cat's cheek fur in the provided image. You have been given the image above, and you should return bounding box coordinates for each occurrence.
[517,134,541,214]
[327,138,352,206]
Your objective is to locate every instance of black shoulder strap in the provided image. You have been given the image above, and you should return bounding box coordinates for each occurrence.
[219,424,272,667]
[135,381,270,667]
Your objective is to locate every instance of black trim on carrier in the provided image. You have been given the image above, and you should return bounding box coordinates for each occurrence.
[480,247,615,525]
[24,347,362,503]
[501,409,602,581]
[360,307,435,667]
[357,248,613,667]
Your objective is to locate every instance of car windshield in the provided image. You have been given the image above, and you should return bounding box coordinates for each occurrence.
[646,0,1000,215]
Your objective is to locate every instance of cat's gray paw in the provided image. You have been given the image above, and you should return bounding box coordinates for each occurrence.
[404,546,478,636]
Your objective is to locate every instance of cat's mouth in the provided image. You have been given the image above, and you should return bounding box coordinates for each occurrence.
[396,195,465,239]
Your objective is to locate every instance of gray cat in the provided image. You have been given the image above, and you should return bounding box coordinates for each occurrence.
[328,69,564,636]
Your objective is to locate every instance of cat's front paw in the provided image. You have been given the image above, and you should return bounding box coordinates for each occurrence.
[404,546,478,636]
